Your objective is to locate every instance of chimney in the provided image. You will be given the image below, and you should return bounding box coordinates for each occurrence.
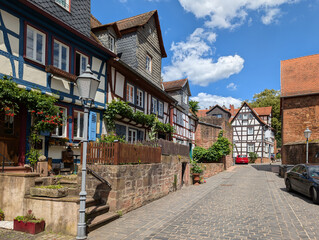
[229,104,235,115]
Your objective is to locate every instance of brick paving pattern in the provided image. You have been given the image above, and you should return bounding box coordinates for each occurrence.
[0,229,74,240]
[89,165,319,240]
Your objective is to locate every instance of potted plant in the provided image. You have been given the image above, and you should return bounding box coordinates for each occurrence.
[0,209,4,221]
[191,159,203,185]
[14,210,45,234]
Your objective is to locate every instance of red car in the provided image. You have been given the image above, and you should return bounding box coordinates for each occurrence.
[236,155,249,164]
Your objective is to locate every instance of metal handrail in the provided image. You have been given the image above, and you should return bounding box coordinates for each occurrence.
[1,153,13,173]
[87,166,112,189]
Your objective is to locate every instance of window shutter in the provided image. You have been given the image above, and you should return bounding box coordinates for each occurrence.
[89,111,97,141]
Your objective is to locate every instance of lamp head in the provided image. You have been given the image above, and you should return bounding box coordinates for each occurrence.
[76,65,100,101]
[304,127,312,139]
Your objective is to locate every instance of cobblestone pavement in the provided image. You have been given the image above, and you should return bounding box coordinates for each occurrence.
[89,164,319,240]
[0,229,75,239]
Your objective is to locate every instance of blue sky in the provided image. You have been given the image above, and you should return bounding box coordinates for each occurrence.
[92,0,319,109]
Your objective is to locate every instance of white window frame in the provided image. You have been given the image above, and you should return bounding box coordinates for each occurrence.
[75,52,88,76]
[52,107,67,138]
[55,0,70,11]
[248,127,254,135]
[146,54,152,73]
[26,25,46,64]
[136,89,143,108]
[152,97,158,114]
[73,110,84,140]
[128,129,137,144]
[53,40,69,72]
[108,34,115,52]
[126,83,134,104]
[247,143,254,153]
[158,101,164,117]
[243,114,248,120]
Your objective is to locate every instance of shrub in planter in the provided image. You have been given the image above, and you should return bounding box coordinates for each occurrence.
[249,152,258,163]
[14,210,45,234]
[0,209,4,221]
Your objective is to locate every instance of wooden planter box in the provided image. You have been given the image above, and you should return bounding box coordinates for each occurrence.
[30,187,68,198]
[14,220,45,234]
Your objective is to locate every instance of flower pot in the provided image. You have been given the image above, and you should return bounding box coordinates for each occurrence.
[193,173,200,185]
[14,220,45,234]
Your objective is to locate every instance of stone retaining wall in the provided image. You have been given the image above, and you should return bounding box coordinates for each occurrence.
[282,142,319,164]
[84,155,190,213]
[200,163,225,178]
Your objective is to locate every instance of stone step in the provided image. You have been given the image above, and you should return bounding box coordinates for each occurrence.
[67,187,80,196]
[85,198,102,208]
[86,204,110,219]
[87,212,120,232]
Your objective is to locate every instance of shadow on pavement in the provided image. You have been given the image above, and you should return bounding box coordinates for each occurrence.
[251,164,280,173]
[279,187,313,204]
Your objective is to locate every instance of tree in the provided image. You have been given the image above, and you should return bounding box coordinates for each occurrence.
[247,89,281,147]
[189,100,200,116]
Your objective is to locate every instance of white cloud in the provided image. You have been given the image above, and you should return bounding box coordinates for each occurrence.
[119,0,127,3]
[261,8,281,25]
[162,28,244,86]
[191,92,242,109]
[227,82,237,90]
[178,0,298,29]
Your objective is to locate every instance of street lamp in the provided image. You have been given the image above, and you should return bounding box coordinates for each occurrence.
[304,128,312,164]
[76,65,100,240]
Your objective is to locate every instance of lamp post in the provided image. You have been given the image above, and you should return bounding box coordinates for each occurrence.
[76,65,100,240]
[304,128,312,164]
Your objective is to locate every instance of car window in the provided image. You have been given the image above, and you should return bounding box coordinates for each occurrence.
[290,165,300,173]
[308,166,319,177]
[298,166,306,174]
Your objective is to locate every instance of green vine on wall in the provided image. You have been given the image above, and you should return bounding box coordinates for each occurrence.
[103,100,174,134]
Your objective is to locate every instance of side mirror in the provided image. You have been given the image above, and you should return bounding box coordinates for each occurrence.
[302,172,308,178]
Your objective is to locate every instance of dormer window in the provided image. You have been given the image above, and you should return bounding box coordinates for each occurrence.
[108,35,115,52]
[55,0,70,11]
[146,54,152,73]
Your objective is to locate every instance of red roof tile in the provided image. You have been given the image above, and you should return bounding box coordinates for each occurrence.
[163,79,188,91]
[197,109,208,117]
[281,54,319,97]
[253,106,272,116]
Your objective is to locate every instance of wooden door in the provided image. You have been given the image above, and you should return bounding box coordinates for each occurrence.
[0,112,21,165]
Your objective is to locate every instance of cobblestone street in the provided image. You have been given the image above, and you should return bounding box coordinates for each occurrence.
[89,165,319,240]
[1,164,319,240]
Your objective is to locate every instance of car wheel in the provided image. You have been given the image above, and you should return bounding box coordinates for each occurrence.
[311,187,319,204]
[286,179,292,192]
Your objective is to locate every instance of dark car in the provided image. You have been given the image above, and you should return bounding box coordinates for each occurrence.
[285,164,319,204]
[236,155,249,164]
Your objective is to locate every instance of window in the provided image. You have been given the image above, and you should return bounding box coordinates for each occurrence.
[126,84,134,104]
[55,0,70,10]
[152,97,158,114]
[136,89,143,108]
[146,54,152,72]
[176,111,183,125]
[213,114,222,118]
[243,114,248,120]
[128,129,137,144]
[183,93,188,104]
[53,40,69,72]
[248,127,254,135]
[26,25,46,64]
[108,35,115,52]
[75,52,88,76]
[52,107,67,137]
[247,143,254,153]
[158,101,163,117]
[74,111,84,139]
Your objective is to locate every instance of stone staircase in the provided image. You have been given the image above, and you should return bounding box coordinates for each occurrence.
[33,175,119,232]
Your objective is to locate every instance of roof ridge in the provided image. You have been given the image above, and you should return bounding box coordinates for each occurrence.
[115,10,156,24]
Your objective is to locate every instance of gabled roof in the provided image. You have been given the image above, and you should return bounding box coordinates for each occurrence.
[230,102,268,126]
[253,106,272,116]
[197,109,208,117]
[163,78,191,96]
[206,105,231,117]
[91,10,167,57]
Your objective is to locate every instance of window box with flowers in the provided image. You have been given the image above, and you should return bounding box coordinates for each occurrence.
[14,210,45,235]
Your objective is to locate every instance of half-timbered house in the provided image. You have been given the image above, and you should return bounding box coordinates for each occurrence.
[163,79,197,146]
[0,0,115,167]
[231,102,275,163]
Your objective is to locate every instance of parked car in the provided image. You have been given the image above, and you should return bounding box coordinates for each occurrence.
[285,164,319,204]
[236,155,249,164]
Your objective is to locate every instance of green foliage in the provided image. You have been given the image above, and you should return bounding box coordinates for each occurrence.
[189,100,200,115]
[99,132,126,143]
[190,159,203,174]
[276,153,281,159]
[104,100,174,135]
[248,152,258,163]
[26,148,40,167]
[247,89,281,147]
[36,185,64,189]
[194,131,232,162]
[0,209,4,221]
[15,210,43,223]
